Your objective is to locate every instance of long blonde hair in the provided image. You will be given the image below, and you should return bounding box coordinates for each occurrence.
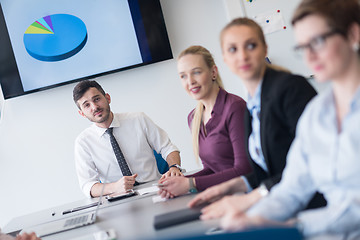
[178,46,224,162]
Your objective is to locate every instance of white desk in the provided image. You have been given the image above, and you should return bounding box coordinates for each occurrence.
[4,181,350,240]
[4,181,218,240]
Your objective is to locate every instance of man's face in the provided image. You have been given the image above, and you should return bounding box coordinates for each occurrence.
[77,87,111,124]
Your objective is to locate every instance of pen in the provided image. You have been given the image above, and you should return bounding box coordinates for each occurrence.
[62,202,100,215]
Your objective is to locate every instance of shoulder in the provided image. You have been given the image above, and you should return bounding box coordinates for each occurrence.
[115,112,146,120]
[299,87,331,123]
[224,90,246,106]
[75,125,96,145]
[221,90,247,114]
[264,67,311,89]
[187,108,196,126]
[263,67,316,98]
[115,112,151,124]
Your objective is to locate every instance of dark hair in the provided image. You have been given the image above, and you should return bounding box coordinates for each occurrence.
[73,80,106,108]
[292,0,360,55]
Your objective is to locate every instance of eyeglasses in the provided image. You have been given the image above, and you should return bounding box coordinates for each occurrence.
[294,30,340,57]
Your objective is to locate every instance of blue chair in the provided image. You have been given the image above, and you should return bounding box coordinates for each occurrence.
[153,150,169,174]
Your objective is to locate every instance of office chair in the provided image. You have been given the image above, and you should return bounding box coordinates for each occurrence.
[153,150,169,174]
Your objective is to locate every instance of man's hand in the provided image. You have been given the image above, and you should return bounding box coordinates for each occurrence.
[160,166,183,180]
[113,174,138,193]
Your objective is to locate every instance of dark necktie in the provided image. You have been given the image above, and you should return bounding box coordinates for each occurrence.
[106,127,133,176]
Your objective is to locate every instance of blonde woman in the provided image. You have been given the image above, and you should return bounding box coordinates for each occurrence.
[158,46,252,198]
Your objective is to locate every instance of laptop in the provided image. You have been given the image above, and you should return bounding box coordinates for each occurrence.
[21,166,110,238]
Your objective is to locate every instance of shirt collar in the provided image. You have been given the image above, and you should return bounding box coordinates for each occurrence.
[247,80,263,111]
[91,112,120,138]
[322,84,360,114]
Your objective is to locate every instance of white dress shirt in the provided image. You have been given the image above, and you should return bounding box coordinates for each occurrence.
[248,86,360,236]
[75,112,179,197]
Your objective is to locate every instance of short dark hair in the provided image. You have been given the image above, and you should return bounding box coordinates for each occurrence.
[73,80,106,108]
[292,0,360,45]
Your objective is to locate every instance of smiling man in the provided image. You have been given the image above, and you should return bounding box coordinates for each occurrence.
[73,80,182,198]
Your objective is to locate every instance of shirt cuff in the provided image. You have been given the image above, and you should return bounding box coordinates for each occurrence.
[241,176,252,193]
[82,181,98,198]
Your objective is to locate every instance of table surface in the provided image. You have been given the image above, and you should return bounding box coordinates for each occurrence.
[4,181,349,240]
[4,181,219,240]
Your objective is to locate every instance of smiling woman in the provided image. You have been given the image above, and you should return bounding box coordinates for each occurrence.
[158,45,252,199]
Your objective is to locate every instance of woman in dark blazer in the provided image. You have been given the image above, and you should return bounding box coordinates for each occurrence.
[188,17,325,219]
[242,67,315,190]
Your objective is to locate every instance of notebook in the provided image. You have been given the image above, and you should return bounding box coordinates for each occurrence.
[153,207,202,230]
[21,166,109,237]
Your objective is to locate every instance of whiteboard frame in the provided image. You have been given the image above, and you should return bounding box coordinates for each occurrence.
[223,0,246,20]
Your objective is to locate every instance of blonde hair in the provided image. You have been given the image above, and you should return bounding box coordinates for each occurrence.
[220,17,291,73]
[177,45,224,162]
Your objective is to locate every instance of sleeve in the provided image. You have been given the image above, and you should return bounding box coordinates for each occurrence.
[140,113,179,160]
[192,101,253,191]
[298,198,360,236]
[247,110,317,223]
[186,167,214,178]
[74,136,99,198]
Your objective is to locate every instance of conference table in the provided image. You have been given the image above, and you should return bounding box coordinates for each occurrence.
[3,181,348,240]
[3,181,219,240]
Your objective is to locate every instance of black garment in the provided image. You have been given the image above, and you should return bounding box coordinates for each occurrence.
[243,67,326,209]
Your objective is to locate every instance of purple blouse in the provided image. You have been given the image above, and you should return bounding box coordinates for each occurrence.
[187,88,252,191]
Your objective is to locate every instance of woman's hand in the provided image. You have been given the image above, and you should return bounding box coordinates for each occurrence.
[158,176,190,198]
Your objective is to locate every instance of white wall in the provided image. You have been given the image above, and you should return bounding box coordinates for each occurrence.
[0,0,247,228]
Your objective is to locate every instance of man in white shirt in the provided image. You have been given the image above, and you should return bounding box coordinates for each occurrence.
[73,80,182,197]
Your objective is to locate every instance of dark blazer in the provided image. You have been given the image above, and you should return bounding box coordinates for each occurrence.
[244,67,316,190]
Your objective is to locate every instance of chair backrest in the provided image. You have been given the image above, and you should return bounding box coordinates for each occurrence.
[153,150,169,174]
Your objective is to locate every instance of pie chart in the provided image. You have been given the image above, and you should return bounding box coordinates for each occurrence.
[23,14,87,62]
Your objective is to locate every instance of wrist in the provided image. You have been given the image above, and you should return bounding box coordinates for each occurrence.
[229,177,247,193]
[169,164,184,173]
[188,177,197,193]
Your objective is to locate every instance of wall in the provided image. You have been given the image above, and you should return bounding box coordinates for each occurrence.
[0,0,247,228]
[223,0,329,92]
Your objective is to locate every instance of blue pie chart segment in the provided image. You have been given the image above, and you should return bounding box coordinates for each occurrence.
[23,14,87,62]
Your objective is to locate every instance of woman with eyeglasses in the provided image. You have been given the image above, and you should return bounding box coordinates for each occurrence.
[220,0,360,237]
[188,17,325,217]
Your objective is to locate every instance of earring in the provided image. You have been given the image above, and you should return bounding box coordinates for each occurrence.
[353,42,360,52]
[212,76,216,81]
